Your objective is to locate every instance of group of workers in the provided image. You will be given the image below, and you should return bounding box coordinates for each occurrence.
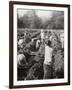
[17,29,64,79]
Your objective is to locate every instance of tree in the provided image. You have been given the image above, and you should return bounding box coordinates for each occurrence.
[50,11,64,29]
[17,10,43,29]
[44,11,64,29]
[17,14,24,28]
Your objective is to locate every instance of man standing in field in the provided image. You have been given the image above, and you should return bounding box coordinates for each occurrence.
[41,29,44,43]
[60,33,64,49]
[43,36,53,79]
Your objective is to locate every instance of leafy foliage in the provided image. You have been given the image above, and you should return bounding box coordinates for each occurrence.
[17,10,64,29]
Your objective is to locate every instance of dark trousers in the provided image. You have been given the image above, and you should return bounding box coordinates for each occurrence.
[43,64,52,79]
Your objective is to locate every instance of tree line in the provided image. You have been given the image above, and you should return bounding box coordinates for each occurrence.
[17,10,64,29]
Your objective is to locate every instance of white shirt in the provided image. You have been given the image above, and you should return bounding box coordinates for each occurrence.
[36,40,40,48]
[41,30,44,39]
[60,33,64,42]
[49,36,53,41]
[60,33,64,48]
[18,39,24,46]
[44,44,53,65]
[17,54,25,65]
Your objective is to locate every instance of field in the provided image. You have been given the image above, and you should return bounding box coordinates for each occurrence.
[17,29,64,80]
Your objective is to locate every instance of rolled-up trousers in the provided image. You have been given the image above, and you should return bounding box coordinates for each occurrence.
[43,64,52,79]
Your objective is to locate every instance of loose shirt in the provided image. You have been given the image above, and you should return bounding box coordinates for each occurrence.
[44,44,53,65]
